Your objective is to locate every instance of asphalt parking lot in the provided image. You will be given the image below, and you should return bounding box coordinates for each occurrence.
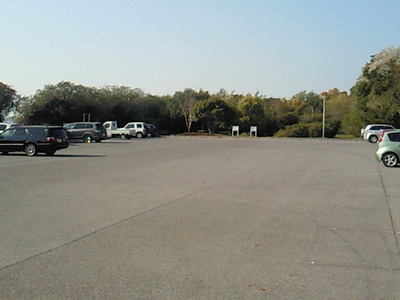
[0,137,399,299]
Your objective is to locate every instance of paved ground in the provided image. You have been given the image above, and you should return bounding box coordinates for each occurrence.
[0,137,399,299]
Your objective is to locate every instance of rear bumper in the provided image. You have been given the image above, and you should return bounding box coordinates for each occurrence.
[37,142,69,151]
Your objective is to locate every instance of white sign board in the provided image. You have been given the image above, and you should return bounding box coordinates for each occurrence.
[232,126,239,136]
[250,126,257,137]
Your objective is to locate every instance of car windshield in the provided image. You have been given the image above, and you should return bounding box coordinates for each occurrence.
[0,129,15,137]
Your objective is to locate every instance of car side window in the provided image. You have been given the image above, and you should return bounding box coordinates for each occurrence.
[86,124,93,128]
[74,124,86,129]
[388,133,400,142]
[27,128,46,138]
[15,128,27,136]
[137,124,142,128]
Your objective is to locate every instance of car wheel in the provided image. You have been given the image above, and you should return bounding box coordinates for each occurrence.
[120,134,126,140]
[136,132,143,139]
[382,152,398,167]
[46,150,56,156]
[25,144,37,156]
[83,135,93,143]
[368,135,378,143]
[147,133,152,138]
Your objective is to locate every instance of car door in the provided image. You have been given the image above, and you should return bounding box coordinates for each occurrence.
[0,128,15,151]
[0,128,27,151]
[68,124,86,139]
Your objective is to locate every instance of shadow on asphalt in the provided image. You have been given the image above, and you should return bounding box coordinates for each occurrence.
[1,153,105,158]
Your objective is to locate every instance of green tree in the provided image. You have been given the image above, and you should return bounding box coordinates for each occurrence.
[193,96,235,133]
[0,82,18,121]
[97,85,145,124]
[292,90,320,120]
[171,88,202,132]
[24,81,98,125]
[237,94,265,131]
[351,46,400,127]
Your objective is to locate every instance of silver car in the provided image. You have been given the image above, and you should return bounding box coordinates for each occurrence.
[362,124,395,143]
[375,129,400,167]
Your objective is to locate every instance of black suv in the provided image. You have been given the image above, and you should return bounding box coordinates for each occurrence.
[64,122,107,143]
[0,126,69,156]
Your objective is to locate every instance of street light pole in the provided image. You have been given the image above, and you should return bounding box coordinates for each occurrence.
[322,96,326,138]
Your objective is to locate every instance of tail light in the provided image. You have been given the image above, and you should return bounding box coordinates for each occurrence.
[378,131,387,143]
[46,137,69,142]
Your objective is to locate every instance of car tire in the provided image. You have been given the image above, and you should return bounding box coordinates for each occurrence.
[120,134,126,140]
[25,143,37,156]
[136,132,143,139]
[382,152,398,167]
[83,135,93,143]
[368,135,378,143]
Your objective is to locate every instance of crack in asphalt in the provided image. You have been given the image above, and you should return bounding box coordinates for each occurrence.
[0,168,256,272]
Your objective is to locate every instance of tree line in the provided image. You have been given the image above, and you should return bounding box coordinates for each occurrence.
[1,46,400,137]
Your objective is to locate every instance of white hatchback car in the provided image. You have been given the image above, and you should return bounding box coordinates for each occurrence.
[361,124,395,143]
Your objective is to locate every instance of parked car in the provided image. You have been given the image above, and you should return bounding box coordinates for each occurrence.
[121,122,147,138]
[375,129,400,167]
[64,122,107,143]
[0,125,69,156]
[361,124,395,143]
[0,122,19,133]
[145,123,158,137]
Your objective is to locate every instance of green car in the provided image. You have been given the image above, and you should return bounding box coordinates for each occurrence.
[375,129,400,167]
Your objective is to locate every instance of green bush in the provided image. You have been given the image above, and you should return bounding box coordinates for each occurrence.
[274,124,309,137]
[274,121,339,138]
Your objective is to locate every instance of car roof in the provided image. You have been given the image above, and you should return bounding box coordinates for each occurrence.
[66,122,101,124]
[15,125,64,129]
[365,124,393,127]
[385,129,400,133]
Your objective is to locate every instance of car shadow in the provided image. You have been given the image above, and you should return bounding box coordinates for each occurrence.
[2,153,106,158]
[51,154,106,157]
[68,140,131,144]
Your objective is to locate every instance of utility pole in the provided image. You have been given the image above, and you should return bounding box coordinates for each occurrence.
[322,96,326,138]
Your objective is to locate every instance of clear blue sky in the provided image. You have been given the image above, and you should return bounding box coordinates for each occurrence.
[1,0,399,98]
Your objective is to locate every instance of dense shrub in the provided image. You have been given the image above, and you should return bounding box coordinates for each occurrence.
[274,121,339,138]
